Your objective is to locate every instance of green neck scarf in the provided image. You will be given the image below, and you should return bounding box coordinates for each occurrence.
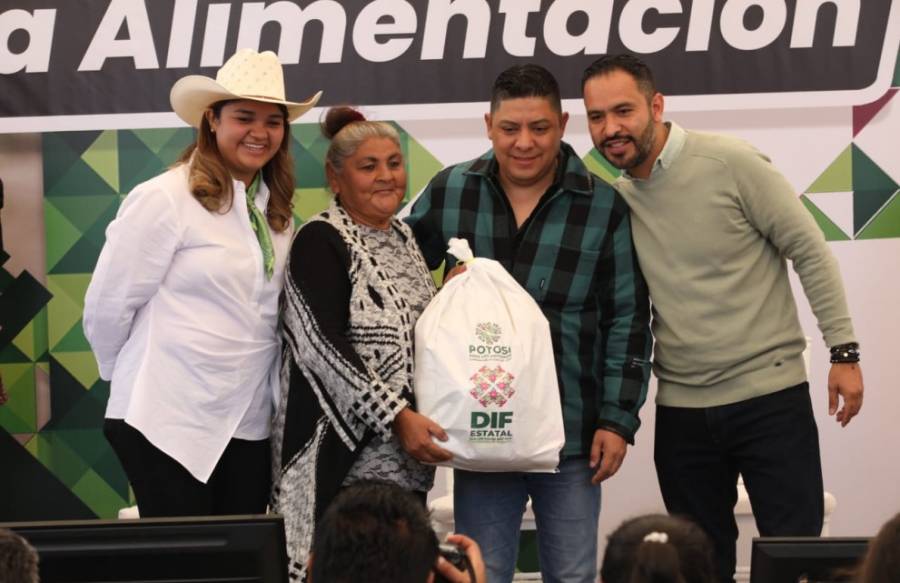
[245,174,275,280]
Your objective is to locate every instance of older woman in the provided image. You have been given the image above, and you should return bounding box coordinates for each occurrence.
[271,107,451,581]
[83,49,320,517]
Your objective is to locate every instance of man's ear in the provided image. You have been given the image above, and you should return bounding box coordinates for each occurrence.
[426,571,435,583]
[306,552,314,583]
[651,92,665,123]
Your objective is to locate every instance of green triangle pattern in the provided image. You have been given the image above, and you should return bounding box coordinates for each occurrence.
[405,135,444,203]
[894,47,900,86]
[800,196,850,241]
[53,322,92,352]
[92,446,130,500]
[0,364,36,433]
[135,127,186,156]
[857,191,900,239]
[0,342,30,364]
[71,467,129,518]
[53,352,100,391]
[134,128,195,171]
[852,144,898,192]
[42,132,102,193]
[582,150,622,184]
[51,236,104,274]
[32,307,49,361]
[53,429,107,468]
[80,199,120,249]
[293,188,333,222]
[292,124,329,152]
[47,274,91,350]
[44,201,85,271]
[118,131,165,194]
[807,145,852,193]
[292,142,328,188]
[30,432,90,488]
[0,362,34,390]
[82,131,119,192]
[12,320,37,361]
[47,195,119,235]
[854,189,896,235]
[46,157,118,198]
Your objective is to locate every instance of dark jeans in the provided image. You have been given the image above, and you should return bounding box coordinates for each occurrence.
[104,419,271,518]
[654,382,824,583]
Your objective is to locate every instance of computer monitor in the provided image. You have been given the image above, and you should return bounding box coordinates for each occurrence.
[750,536,870,583]
[2,514,289,583]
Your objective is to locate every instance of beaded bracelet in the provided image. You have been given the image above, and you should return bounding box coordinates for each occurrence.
[830,342,860,364]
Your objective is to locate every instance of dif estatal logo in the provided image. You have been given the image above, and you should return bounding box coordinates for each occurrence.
[468,364,516,443]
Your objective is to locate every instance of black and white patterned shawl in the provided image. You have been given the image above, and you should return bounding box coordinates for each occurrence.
[270,200,436,581]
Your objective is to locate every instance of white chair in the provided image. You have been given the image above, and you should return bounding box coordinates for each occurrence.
[117,505,140,519]
[734,477,837,582]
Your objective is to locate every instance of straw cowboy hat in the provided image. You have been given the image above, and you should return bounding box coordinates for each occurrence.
[170,48,322,127]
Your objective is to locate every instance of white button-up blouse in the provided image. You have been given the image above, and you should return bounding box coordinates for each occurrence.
[83,164,291,483]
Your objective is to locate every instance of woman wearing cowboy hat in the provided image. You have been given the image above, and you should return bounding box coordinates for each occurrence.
[83,49,320,517]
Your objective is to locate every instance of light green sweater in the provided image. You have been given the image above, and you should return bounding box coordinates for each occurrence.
[615,123,856,407]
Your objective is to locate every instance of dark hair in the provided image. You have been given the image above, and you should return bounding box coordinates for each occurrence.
[857,512,900,583]
[600,514,716,583]
[0,528,40,583]
[320,106,401,175]
[582,54,657,101]
[310,481,439,583]
[490,64,562,113]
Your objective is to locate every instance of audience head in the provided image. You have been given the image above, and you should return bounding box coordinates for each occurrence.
[0,528,39,583]
[309,480,439,583]
[600,514,716,583]
[856,511,900,583]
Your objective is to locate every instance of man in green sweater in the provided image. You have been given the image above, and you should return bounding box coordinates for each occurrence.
[581,54,865,583]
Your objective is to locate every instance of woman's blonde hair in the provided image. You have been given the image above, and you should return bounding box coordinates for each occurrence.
[176,100,295,232]
[322,107,401,175]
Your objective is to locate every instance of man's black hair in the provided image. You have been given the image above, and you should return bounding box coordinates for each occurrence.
[310,481,439,583]
[581,54,657,100]
[491,64,562,113]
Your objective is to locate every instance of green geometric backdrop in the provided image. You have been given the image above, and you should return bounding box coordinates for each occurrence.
[1,123,441,520]
[801,87,900,241]
[3,65,898,520]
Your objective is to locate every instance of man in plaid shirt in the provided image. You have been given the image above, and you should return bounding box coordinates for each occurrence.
[406,65,652,583]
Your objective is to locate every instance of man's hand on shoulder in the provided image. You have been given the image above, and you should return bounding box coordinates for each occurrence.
[828,362,863,427]
[589,428,627,484]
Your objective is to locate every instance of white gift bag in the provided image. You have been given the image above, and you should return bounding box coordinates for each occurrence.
[414,238,564,472]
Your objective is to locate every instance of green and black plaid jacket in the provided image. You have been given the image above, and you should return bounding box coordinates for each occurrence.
[406,142,652,456]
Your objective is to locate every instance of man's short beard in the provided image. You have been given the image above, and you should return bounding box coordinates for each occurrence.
[602,120,656,171]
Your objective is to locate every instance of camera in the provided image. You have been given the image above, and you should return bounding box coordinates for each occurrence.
[434,542,474,582]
